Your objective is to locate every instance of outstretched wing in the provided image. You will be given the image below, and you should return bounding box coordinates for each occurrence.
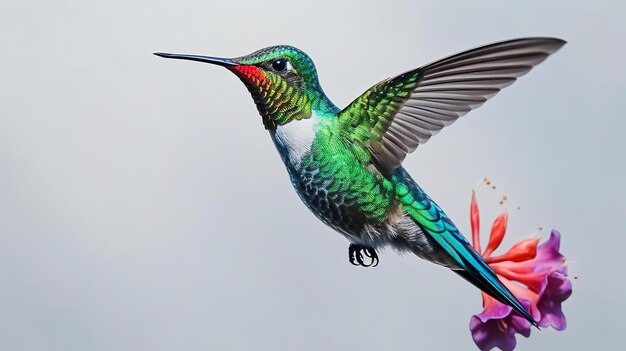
[337,37,565,174]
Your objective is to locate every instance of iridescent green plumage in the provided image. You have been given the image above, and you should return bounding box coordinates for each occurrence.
[232,46,336,128]
[155,37,566,327]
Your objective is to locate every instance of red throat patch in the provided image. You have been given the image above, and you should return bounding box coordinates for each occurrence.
[232,65,270,87]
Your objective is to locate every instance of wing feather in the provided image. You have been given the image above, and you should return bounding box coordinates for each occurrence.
[337,37,565,174]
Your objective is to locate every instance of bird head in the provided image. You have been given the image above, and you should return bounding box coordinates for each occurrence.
[155,46,335,130]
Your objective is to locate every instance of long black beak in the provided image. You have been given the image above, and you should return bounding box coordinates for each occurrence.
[153,52,238,67]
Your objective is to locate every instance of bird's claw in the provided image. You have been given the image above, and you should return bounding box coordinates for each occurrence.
[348,244,378,267]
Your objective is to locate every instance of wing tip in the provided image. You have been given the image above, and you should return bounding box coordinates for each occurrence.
[540,37,567,53]
[515,36,567,54]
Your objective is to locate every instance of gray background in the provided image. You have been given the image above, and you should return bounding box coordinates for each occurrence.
[1,1,624,350]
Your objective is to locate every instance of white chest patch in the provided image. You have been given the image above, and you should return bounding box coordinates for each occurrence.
[272,115,318,164]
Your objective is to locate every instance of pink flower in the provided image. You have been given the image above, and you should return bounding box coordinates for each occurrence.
[468,191,572,351]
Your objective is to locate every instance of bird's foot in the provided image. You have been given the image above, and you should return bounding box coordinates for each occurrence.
[348,244,379,267]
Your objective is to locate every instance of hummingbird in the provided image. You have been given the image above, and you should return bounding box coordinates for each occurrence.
[155,37,565,326]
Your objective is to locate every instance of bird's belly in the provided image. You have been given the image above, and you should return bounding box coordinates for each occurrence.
[285,159,396,244]
[289,167,362,236]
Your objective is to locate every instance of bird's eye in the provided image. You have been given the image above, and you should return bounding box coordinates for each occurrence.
[271,59,287,72]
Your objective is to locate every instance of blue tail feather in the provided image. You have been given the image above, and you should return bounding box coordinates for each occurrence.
[393,167,538,326]
[452,241,539,327]
[433,222,538,327]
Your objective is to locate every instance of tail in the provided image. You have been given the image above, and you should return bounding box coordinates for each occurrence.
[414,221,537,325]
[452,247,538,328]
[426,221,538,327]
[392,168,538,326]
[427,225,538,327]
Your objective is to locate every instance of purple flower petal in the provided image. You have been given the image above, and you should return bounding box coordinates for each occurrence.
[474,301,513,322]
[534,230,565,271]
[537,270,572,330]
[470,315,518,351]
[470,299,533,351]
